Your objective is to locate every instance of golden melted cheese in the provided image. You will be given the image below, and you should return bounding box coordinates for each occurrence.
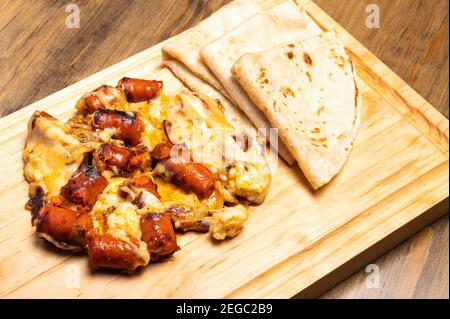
[106,203,142,241]
[23,114,91,197]
[25,91,271,247]
[157,92,271,204]
[90,177,127,232]
[107,91,271,207]
[126,92,271,237]
[207,204,249,240]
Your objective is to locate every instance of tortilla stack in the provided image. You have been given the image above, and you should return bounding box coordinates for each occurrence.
[200,0,322,164]
[232,31,362,189]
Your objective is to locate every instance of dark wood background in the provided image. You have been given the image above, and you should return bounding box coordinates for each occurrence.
[0,0,448,298]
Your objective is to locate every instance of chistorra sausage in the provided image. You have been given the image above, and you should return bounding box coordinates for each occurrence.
[92,143,148,174]
[117,77,162,103]
[88,233,146,271]
[140,213,179,260]
[35,197,93,247]
[151,142,215,198]
[61,166,108,207]
[92,109,144,146]
[76,85,127,113]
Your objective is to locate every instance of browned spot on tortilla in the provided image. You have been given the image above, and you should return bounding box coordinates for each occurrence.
[316,105,325,115]
[303,52,313,65]
[306,71,312,82]
[257,67,267,83]
[280,87,295,98]
[311,137,328,143]
[288,44,295,48]
[286,51,295,59]
[263,79,269,84]
[311,128,320,134]
[353,74,359,126]
[322,144,328,148]
[272,100,280,112]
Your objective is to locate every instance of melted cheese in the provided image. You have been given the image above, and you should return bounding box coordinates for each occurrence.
[91,177,127,232]
[207,204,249,240]
[105,202,150,266]
[119,91,271,206]
[127,92,270,237]
[157,92,271,204]
[23,114,90,197]
[106,203,142,241]
[25,91,271,248]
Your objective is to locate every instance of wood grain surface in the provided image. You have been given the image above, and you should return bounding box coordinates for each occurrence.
[0,0,448,298]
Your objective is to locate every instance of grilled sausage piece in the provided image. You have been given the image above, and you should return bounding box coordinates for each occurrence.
[92,143,147,174]
[150,142,172,161]
[61,166,108,207]
[117,77,162,103]
[92,109,144,146]
[164,161,215,198]
[151,143,215,199]
[140,213,179,260]
[88,233,145,271]
[36,198,93,247]
[77,85,127,113]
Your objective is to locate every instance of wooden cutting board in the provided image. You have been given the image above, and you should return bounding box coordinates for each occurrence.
[0,0,448,298]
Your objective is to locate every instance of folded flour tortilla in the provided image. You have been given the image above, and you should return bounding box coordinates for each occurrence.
[162,0,262,100]
[232,31,362,189]
[200,0,322,164]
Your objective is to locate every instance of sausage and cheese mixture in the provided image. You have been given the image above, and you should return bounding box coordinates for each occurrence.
[23,77,271,272]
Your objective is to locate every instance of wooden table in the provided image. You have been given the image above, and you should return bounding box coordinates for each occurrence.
[0,0,447,298]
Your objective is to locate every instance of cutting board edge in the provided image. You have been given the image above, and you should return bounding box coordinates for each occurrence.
[294,196,449,298]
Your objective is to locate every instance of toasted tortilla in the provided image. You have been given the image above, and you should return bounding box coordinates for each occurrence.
[200,0,321,164]
[162,0,262,100]
[232,31,361,189]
